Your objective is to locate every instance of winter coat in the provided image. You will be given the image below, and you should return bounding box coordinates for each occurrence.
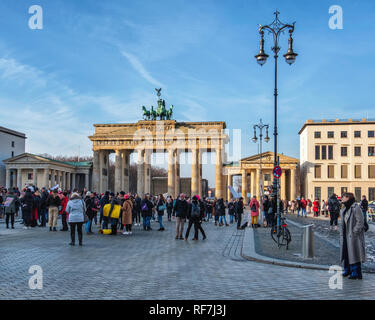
[328,196,341,214]
[122,199,133,225]
[84,197,97,219]
[174,199,188,218]
[215,200,226,216]
[249,199,260,217]
[4,194,19,214]
[313,201,319,212]
[66,195,85,223]
[156,199,165,216]
[60,197,69,215]
[340,203,366,265]
[46,195,61,208]
[140,199,153,217]
[300,199,307,209]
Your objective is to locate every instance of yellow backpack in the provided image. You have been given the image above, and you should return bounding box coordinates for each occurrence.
[103,203,121,219]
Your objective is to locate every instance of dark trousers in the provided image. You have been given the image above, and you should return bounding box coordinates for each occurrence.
[266,212,274,227]
[236,213,242,229]
[23,208,32,227]
[69,222,83,244]
[194,221,206,239]
[40,208,47,226]
[125,224,132,232]
[330,212,339,226]
[6,213,15,227]
[167,210,172,221]
[61,213,69,230]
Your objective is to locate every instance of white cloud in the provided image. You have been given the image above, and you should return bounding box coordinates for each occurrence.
[121,50,164,88]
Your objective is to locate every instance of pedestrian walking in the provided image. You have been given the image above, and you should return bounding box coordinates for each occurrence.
[236,197,244,229]
[141,193,154,231]
[60,192,69,231]
[66,192,85,246]
[122,194,134,235]
[340,192,366,280]
[46,189,61,231]
[174,193,188,239]
[4,189,19,229]
[328,193,341,230]
[156,194,166,231]
[249,195,260,228]
[185,196,206,240]
[166,196,174,221]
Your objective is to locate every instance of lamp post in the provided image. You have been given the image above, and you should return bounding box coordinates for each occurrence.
[255,11,297,223]
[252,119,270,224]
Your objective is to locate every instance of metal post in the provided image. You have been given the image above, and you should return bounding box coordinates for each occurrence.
[302,224,314,258]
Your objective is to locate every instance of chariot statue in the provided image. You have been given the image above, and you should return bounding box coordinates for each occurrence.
[142,88,174,120]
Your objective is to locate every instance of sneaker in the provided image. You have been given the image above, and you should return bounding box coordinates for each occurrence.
[122,231,128,235]
[23,226,28,230]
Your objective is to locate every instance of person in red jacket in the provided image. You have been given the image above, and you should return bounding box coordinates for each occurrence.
[59,192,69,231]
[249,196,260,228]
[313,198,320,217]
[300,197,307,217]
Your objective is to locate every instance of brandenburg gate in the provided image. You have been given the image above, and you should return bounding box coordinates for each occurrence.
[89,120,228,198]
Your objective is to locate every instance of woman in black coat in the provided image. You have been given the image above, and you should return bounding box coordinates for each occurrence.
[21,189,34,229]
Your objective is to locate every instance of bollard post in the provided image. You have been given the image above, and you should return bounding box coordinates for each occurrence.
[302,224,314,258]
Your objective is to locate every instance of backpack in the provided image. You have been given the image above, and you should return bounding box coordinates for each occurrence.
[191,202,200,218]
[251,203,257,212]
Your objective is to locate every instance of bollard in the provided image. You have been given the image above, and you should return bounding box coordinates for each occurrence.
[302,224,314,258]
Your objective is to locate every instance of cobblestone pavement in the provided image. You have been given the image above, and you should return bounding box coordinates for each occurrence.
[286,212,375,270]
[1,214,375,300]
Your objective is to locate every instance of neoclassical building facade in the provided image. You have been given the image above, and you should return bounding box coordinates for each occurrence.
[4,153,92,190]
[223,151,300,201]
[89,120,228,198]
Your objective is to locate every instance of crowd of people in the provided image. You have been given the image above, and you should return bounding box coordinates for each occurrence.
[0,186,370,280]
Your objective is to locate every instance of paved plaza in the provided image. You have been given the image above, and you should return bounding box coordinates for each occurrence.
[1,214,375,300]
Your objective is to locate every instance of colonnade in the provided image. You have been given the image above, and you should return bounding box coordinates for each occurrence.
[92,147,224,199]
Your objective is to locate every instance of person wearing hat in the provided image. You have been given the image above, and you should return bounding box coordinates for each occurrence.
[46,189,61,231]
[249,195,260,228]
[122,194,134,235]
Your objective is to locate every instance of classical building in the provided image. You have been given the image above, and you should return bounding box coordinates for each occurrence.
[223,151,299,201]
[89,120,228,198]
[0,126,26,187]
[3,153,92,190]
[299,118,375,201]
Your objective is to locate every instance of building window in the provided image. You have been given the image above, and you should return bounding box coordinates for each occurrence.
[369,146,375,156]
[328,187,334,198]
[28,173,33,180]
[314,187,321,201]
[354,131,361,138]
[369,165,375,179]
[322,146,327,160]
[315,145,320,160]
[327,131,334,138]
[11,151,14,157]
[355,165,362,179]
[341,131,347,138]
[314,131,321,139]
[354,146,361,157]
[328,165,334,179]
[11,141,15,148]
[314,165,321,179]
[341,187,348,196]
[368,131,375,138]
[264,174,271,181]
[341,147,347,157]
[328,145,333,160]
[341,165,348,179]
[355,187,362,202]
[369,188,375,201]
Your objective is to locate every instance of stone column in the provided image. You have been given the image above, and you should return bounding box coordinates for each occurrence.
[17,168,23,190]
[55,170,60,188]
[191,148,199,196]
[227,174,232,201]
[215,148,223,199]
[100,150,109,193]
[51,169,56,187]
[92,150,100,193]
[114,150,122,192]
[85,173,89,190]
[174,150,180,198]
[32,168,37,187]
[281,168,286,200]
[198,149,202,197]
[44,169,49,188]
[66,172,71,190]
[249,170,255,198]
[291,168,296,200]
[241,170,247,200]
[144,149,152,195]
[137,149,145,197]
[168,149,175,196]
[256,168,260,200]
[6,169,11,189]
[122,150,130,192]
[71,173,76,190]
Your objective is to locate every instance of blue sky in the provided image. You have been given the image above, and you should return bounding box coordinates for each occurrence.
[0,0,374,186]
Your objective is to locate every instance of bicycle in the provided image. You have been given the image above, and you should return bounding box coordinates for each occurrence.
[271,215,291,249]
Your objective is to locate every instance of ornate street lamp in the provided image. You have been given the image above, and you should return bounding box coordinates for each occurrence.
[252,119,270,224]
[254,11,297,223]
